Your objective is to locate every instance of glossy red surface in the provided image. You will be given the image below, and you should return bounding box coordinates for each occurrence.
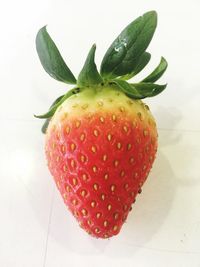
[45,111,157,238]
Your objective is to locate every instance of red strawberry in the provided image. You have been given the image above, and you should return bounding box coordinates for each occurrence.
[35,11,168,238]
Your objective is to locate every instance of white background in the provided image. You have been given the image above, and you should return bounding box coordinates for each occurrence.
[0,0,200,266]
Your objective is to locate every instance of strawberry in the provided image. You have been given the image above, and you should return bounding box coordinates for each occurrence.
[35,11,168,238]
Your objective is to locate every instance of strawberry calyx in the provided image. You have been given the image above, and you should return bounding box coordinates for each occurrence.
[35,10,168,133]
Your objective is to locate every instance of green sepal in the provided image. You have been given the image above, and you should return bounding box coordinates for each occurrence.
[100,11,157,79]
[36,26,76,84]
[77,44,103,87]
[142,57,168,83]
[41,118,51,134]
[34,88,79,119]
[112,79,143,99]
[41,94,64,134]
[131,82,167,98]
[113,79,167,99]
[121,52,151,80]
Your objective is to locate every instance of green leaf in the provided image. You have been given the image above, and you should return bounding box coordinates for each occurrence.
[100,11,157,78]
[34,88,79,119]
[113,79,143,99]
[142,57,168,83]
[131,82,167,98]
[121,52,151,80]
[77,44,103,87]
[41,118,51,134]
[41,94,64,134]
[36,26,76,84]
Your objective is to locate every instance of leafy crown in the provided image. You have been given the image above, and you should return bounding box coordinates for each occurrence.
[35,11,168,133]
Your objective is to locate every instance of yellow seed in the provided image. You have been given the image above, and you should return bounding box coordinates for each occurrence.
[81,209,87,216]
[75,120,81,128]
[52,143,56,149]
[72,199,78,205]
[72,103,78,108]
[74,211,79,217]
[82,173,87,180]
[100,116,105,123]
[93,183,99,191]
[51,125,56,132]
[63,193,67,199]
[62,112,68,119]
[56,132,61,139]
[56,156,60,162]
[127,143,132,151]
[66,126,70,134]
[81,155,86,163]
[80,133,85,141]
[71,159,75,168]
[92,166,97,172]
[143,165,147,170]
[57,181,60,188]
[101,194,105,200]
[96,212,101,219]
[87,220,92,226]
[93,129,99,137]
[129,157,134,164]
[137,112,143,121]
[120,170,125,177]
[108,98,113,102]
[63,164,67,171]
[104,220,108,227]
[135,172,138,178]
[131,191,135,197]
[104,173,109,180]
[103,154,107,161]
[95,228,100,233]
[66,185,71,192]
[72,177,77,186]
[91,146,96,153]
[112,114,117,121]
[114,160,119,167]
[107,134,112,141]
[117,142,122,149]
[123,126,128,132]
[123,205,128,211]
[91,201,96,208]
[120,106,125,112]
[132,120,138,128]
[107,204,112,211]
[61,145,65,153]
[87,113,92,120]
[124,183,129,190]
[114,213,119,220]
[98,101,103,106]
[111,185,116,192]
[70,143,76,151]
[113,225,118,231]
[104,234,108,238]
[82,104,88,109]
[144,104,149,110]
[81,190,87,197]
[143,129,148,136]
[127,100,133,105]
